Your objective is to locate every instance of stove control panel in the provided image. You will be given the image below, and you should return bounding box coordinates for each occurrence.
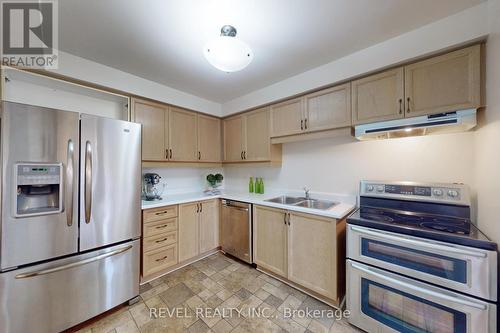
[361,181,470,206]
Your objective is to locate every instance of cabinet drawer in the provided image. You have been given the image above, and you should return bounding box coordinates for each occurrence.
[144,218,177,238]
[143,244,177,277]
[143,206,178,223]
[143,231,177,252]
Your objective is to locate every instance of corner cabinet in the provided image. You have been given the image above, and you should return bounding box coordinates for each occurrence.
[223,107,282,163]
[132,98,222,164]
[352,44,482,125]
[253,205,346,307]
[270,83,352,139]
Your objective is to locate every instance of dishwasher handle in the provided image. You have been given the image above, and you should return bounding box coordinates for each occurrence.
[222,200,250,212]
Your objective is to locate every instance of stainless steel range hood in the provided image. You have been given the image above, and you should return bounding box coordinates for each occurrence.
[354,109,477,141]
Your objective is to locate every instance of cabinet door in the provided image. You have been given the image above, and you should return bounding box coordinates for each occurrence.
[270,98,304,137]
[404,45,481,117]
[351,68,404,125]
[132,99,167,160]
[288,212,337,300]
[223,115,244,162]
[253,206,288,277]
[178,202,199,262]
[199,199,220,253]
[245,107,271,161]
[168,107,198,161]
[197,114,221,162]
[304,84,351,132]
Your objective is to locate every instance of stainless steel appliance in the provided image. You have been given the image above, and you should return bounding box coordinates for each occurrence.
[346,181,497,333]
[142,172,164,201]
[0,101,142,333]
[221,199,252,264]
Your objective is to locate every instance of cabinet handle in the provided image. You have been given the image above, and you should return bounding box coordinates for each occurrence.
[155,237,169,243]
[287,212,291,225]
[304,119,308,130]
[407,97,410,113]
[169,149,173,159]
[200,203,203,213]
[243,151,246,160]
[284,212,287,225]
[155,210,169,216]
[399,99,403,114]
[155,255,169,262]
[196,203,199,213]
[165,149,169,159]
[155,224,168,229]
[241,151,244,160]
[198,151,201,160]
[300,119,304,130]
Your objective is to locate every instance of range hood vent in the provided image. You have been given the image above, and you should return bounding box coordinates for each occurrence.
[354,109,477,141]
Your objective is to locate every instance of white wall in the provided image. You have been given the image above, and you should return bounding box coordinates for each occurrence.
[50,51,222,116]
[224,132,475,200]
[221,3,489,115]
[142,167,224,195]
[474,0,500,243]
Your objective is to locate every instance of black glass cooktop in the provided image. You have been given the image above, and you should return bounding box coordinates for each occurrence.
[347,199,496,251]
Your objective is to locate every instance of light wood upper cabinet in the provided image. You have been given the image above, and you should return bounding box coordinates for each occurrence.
[223,115,244,162]
[197,114,221,162]
[245,107,271,161]
[253,206,288,277]
[352,68,404,125]
[304,83,352,132]
[178,202,199,262]
[132,99,167,160]
[404,45,481,117]
[270,98,304,137]
[199,199,220,253]
[168,107,198,162]
[287,212,338,301]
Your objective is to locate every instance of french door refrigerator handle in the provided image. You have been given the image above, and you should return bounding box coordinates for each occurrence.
[350,261,487,310]
[85,140,93,224]
[15,245,133,279]
[66,139,74,226]
[350,225,487,258]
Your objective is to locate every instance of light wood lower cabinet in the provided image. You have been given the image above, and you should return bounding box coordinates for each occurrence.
[253,205,346,305]
[288,212,340,301]
[142,205,179,279]
[253,206,288,277]
[199,200,220,253]
[178,202,200,262]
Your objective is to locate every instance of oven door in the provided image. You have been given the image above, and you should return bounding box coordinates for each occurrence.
[347,224,497,301]
[347,260,496,333]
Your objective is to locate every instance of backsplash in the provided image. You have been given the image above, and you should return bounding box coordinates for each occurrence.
[142,167,224,194]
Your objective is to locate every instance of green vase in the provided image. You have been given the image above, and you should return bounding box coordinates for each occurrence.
[249,177,254,193]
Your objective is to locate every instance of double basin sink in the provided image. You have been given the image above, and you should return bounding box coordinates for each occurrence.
[264,195,337,211]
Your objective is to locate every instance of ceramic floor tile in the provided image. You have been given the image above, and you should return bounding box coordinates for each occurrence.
[211,319,232,333]
[187,319,211,333]
[159,283,196,307]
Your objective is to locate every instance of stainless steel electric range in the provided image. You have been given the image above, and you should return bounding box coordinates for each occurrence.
[346,181,497,333]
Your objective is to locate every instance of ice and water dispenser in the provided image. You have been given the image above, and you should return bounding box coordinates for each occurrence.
[14,163,63,217]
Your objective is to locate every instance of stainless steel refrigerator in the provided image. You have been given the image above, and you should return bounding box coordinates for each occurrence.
[0,101,142,333]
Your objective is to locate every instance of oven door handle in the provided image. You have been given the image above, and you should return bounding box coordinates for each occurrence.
[351,261,487,310]
[350,225,487,258]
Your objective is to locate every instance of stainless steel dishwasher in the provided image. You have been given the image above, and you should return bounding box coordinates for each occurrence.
[221,199,252,264]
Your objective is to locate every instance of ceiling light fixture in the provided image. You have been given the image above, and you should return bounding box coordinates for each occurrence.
[203,25,253,72]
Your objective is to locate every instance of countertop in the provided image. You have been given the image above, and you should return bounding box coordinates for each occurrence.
[142,190,357,220]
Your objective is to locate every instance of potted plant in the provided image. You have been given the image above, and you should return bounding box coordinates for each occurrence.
[206,173,223,194]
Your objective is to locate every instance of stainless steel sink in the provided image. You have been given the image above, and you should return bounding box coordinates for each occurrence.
[265,195,305,205]
[293,199,337,210]
[265,196,337,211]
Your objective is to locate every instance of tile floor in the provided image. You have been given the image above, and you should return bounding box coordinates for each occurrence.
[73,253,363,333]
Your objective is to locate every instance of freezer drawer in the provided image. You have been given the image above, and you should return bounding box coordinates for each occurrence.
[346,259,496,333]
[347,224,497,301]
[0,240,140,333]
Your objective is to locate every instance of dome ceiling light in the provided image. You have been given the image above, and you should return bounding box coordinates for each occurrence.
[203,25,253,73]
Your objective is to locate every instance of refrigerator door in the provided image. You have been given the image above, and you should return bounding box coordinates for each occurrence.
[0,240,140,333]
[1,102,79,270]
[79,115,141,251]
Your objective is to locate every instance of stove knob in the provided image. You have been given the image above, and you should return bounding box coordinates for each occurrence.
[376,185,384,193]
[433,189,443,196]
[447,190,459,198]
[367,185,374,192]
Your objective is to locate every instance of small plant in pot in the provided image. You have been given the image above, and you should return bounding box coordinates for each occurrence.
[206,173,223,194]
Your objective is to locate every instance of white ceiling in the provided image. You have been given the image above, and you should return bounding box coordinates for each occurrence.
[59,0,484,103]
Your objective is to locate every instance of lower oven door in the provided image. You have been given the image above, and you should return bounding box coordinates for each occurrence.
[347,224,497,301]
[347,260,496,333]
